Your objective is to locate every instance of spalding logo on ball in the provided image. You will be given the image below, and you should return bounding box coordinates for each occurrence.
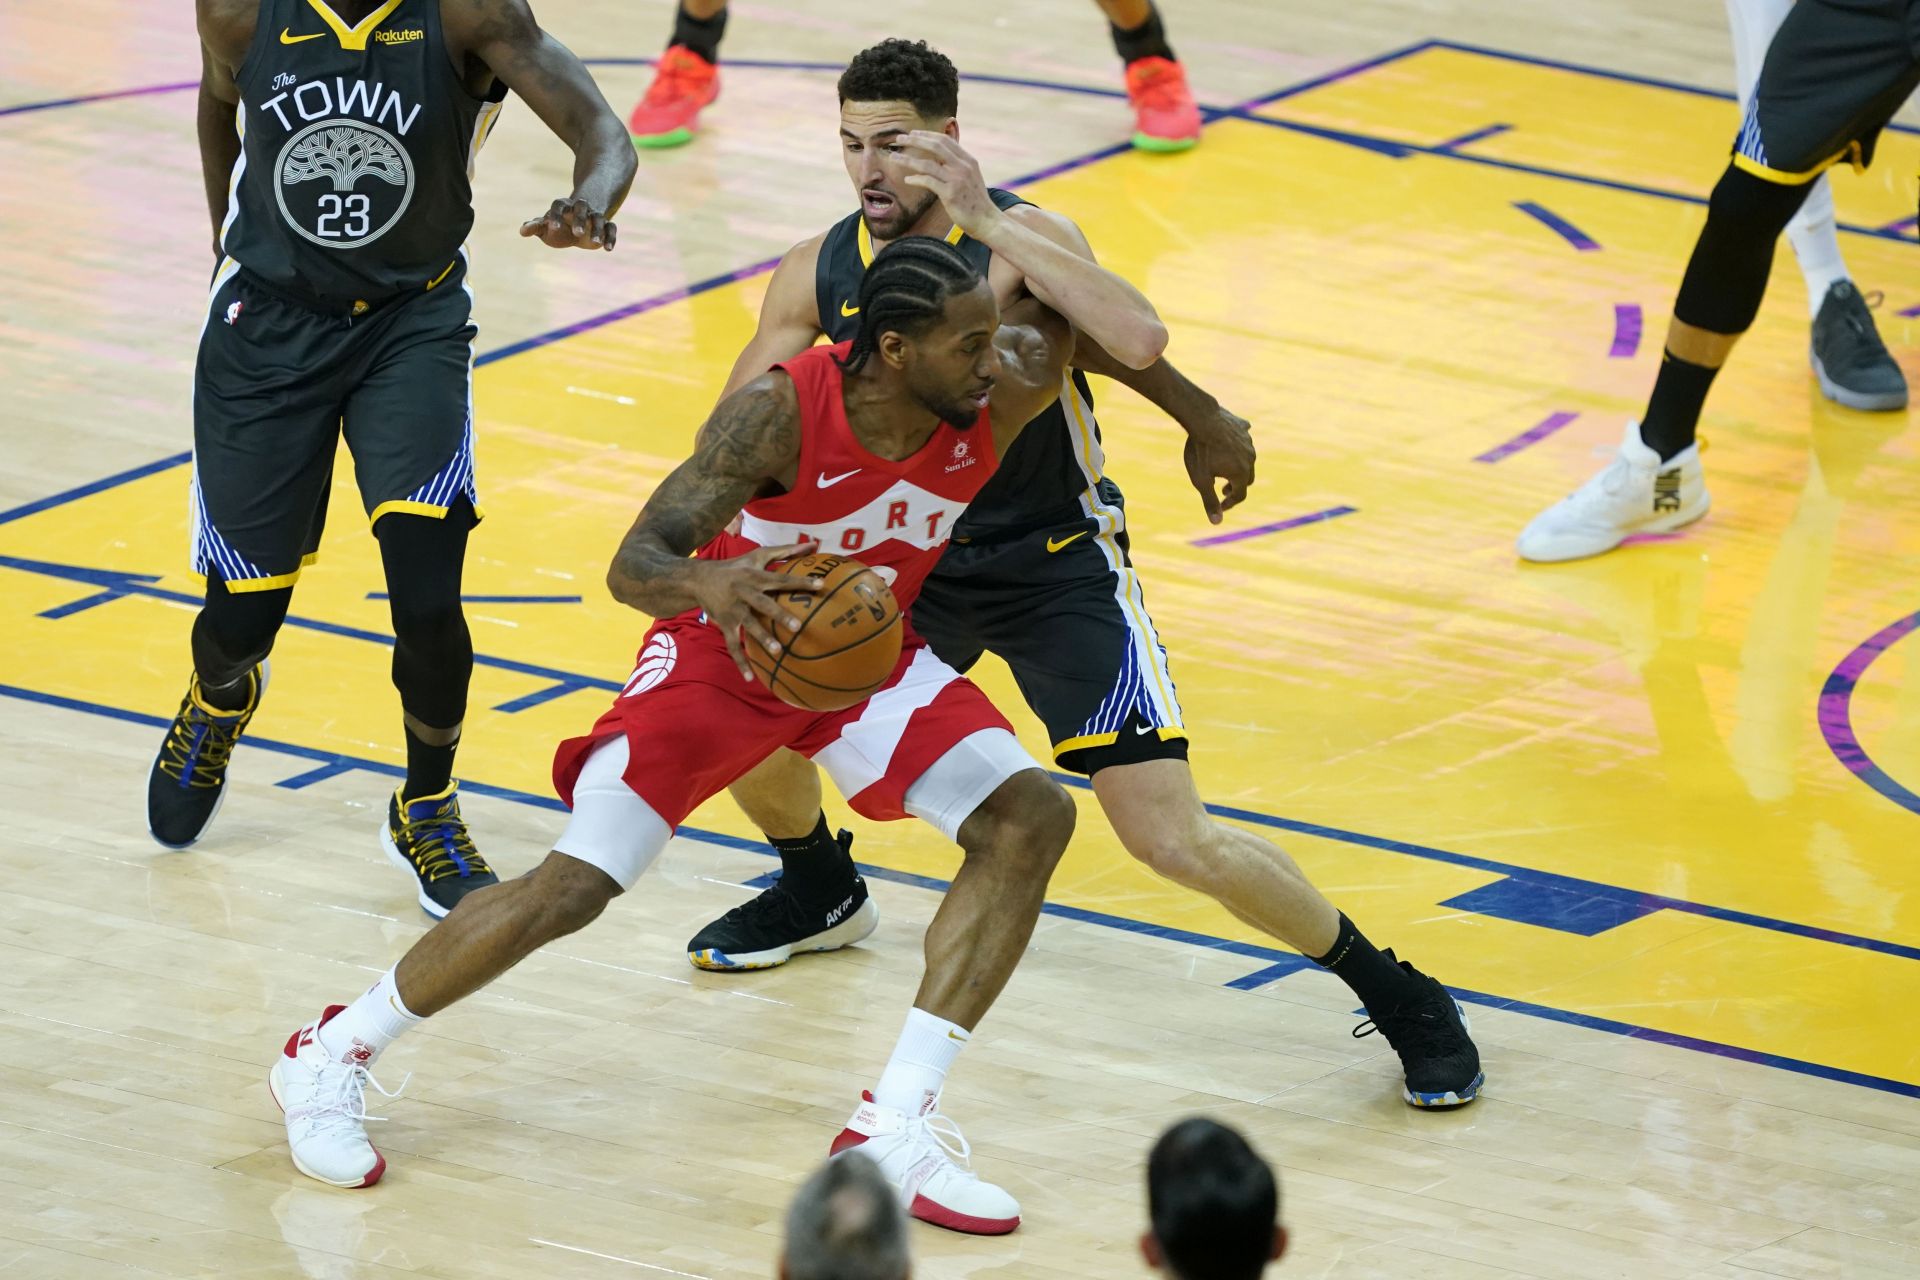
[747,552,903,711]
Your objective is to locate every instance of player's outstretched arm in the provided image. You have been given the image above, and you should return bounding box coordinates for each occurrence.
[984,298,1077,459]
[1073,335,1256,525]
[895,131,1167,369]
[445,0,638,250]
[607,374,822,677]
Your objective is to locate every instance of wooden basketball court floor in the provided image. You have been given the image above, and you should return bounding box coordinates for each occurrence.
[3,2,1919,1276]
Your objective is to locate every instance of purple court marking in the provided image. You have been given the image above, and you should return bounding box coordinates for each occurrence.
[1191,504,1356,546]
[0,80,195,118]
[1900,303,1920,319]
[1474,411,1579,463]
[1610,303,1642,357]
[1818,609,1920,816]
[1436,122,1512,151]
[1514,201,1599,251]
[1879,215,1918,236]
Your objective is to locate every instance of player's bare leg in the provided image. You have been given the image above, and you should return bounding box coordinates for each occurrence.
[1094,758,1482,1108]
[831,767,1076,1235]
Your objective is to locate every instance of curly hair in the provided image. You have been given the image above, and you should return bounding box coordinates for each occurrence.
[837,38,959,119]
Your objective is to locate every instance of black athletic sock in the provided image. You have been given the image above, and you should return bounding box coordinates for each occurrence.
[670,3,727,64]
[770,813,856,901]
[1110,5,1176,65]
[402,723,459,803]
[1639,353,1719,462]
[1313,913,1419,1013]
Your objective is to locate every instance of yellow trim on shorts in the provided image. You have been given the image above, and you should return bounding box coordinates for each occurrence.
[1731,140,1863,186]
[368,499,487,529]
[189,551,319,594]
[1052,726,1188,761]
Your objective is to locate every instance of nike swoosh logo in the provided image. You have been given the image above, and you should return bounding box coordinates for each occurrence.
[1134,723,1157,736]
[280,28,326,43]
[1045,531,1089,553]
[818,469,860,488]
[840,301,861,317]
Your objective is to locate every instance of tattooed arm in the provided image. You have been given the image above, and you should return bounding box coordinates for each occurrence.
[607,374,822,678]
[442,0,637,249]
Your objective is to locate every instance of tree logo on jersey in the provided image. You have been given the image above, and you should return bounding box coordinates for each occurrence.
[274,119,416,250]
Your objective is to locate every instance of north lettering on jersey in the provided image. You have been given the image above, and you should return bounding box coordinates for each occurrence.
[258,76,425,250]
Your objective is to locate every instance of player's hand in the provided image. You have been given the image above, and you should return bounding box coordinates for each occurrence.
[692,541,824,680]
[520,197,617,251]
[1182,404,1256,524]
[897,132,1003,241]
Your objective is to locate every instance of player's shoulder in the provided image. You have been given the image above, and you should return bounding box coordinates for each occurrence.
[197,0,258,51]
[776,229,831,276]
[1004,201,1086,243]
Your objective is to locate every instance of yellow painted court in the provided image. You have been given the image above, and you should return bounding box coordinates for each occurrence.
[5,12,1920,1278]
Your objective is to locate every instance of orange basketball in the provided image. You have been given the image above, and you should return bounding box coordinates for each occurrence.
[746,552,903,711]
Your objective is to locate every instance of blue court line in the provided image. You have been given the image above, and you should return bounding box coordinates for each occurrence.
[0,452,191,528]
[1514,201,1599,251]
[366,593,583,604]
[4,675,1916,1102]
[1436,123,1513,152]
[9,538,1920,967]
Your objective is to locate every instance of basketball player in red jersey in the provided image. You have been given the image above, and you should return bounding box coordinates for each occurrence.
[693,40,1482,1122]
[269,239,1074,1233]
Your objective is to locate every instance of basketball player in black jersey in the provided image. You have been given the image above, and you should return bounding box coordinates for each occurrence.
[686,41,1483,1113]
[148,0,636,917]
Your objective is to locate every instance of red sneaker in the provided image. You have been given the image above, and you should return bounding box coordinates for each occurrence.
[1124,56,1201,152]
[628,45,719,149]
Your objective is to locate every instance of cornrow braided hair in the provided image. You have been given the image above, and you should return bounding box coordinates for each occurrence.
[835,236,983,375]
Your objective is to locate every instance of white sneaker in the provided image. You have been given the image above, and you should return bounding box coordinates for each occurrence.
[1516,421,1709,562]
[830,1092,1020,1235]
[268,1006,404,1188]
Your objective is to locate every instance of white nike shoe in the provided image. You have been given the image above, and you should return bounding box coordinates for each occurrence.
[268,1006,405,1188]
[830,1092,1020,1235]
[1517,421,1709,562]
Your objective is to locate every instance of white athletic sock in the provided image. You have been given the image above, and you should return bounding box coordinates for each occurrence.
[1786,181,1848,317]
[316,967,423,1065]
[1724,0,1850,315]
[873,1006,969,1117]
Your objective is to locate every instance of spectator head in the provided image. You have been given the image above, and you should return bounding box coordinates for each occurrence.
[1141,1118,1285,1280]
[781,1152,911,1280]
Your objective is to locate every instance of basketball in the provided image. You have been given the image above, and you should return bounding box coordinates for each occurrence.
[747,552,903,711]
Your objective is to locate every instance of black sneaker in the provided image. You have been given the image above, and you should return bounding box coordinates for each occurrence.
[147,663,268,849]
[381,784,498,918]
[1811,280,1908,412]
[1353,953,1484,1109]
[688,834,877,971]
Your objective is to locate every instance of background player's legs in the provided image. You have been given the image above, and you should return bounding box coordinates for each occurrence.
[190,576,292,709]
[1093,758,1481,1107]
[629,0,726,147]
[1724,0,1902,407]
[1094,0,1202,151]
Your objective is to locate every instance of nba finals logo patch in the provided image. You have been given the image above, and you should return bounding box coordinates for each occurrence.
[223,301,244,326]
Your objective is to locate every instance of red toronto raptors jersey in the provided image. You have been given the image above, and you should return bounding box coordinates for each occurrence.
[697,342,998,608]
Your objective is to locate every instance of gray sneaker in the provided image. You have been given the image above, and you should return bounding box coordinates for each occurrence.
[1810,280,1908,412]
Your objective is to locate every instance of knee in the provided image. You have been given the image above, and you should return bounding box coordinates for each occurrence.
[1705,164,1808,237]
[1114,810,1216,888]
[529,855,619,938]
[963,770,1076,869]
[389,593,468,651]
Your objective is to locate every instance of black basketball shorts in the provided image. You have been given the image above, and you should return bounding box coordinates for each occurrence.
[913,510,1188,779]
[188,254,479,593]
[1733,0,1920,183]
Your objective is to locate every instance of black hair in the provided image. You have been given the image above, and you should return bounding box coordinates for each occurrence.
[837,38,959,120]
[1147,1118,1279,1280]
[834,236,983,374]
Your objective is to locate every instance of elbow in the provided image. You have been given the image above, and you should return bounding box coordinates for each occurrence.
[605,562,638,608]
[1116,317,1169,370]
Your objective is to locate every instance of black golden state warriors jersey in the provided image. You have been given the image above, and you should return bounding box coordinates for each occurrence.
[813,188,1122,541]
[221,0,505,307]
